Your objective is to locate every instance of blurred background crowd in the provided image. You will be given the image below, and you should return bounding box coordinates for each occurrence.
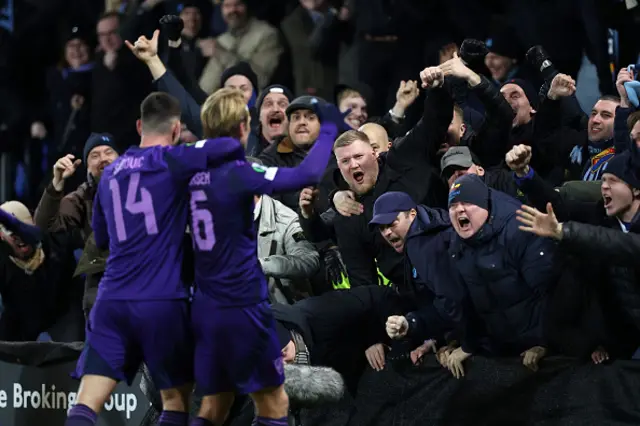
[1,0,640,423]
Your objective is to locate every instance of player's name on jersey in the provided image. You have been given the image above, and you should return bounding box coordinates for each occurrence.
[0,383,139,419]
[113,156,145,176]
[190,171,211,186]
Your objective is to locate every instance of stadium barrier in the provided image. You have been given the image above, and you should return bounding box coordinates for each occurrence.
[1,341,640,426]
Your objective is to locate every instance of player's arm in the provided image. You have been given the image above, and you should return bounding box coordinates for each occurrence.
[229,121,338,195]
[91,185,109,250]
[0,208,43,246]
[164,138,245,182]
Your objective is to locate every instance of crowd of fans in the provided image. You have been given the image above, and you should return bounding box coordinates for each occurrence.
[1,0,640,424]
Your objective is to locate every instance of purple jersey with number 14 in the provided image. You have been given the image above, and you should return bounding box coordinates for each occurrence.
[92,138,245,301]
[188,125,337,306]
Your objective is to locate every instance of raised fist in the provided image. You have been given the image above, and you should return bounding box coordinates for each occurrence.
[505,144,532,176]
[298,187,319,219]
[419,66,444,89]
[616,67,635,107]
[159,15,184,43]
[385,315,408,339]
[547,73,576,100]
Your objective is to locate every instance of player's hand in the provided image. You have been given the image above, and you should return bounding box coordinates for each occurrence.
[365,343,387,371]
[333,190,363,217]
[547,73,576,100]
[385,315,409,339]
[410,339,437,365]
[125,30,160,64]
[419,66,444,89]
[299,187,319,219]
[447,347,471,379]
[52,154,82,191]
[505,144,532,177]
[521,345,547,372]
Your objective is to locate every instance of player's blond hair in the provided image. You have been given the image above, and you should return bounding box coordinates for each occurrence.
[200,88,250,140]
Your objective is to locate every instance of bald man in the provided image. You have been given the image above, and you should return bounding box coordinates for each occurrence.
[359,123,391,155]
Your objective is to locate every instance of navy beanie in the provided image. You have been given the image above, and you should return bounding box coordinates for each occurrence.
[502,78,539,109]
[603,151,640,190]
[448,174,490,211]
[83,133,118,164]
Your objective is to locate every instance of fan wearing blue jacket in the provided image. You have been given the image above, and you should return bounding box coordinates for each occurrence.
[445,174,561,379]
[368,191,463,365]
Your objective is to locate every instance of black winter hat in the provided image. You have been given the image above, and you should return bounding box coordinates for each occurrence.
[448,174,490,211]
[603,151,640,190]
[220,61,259,92]
[83,133,118,164]
[256,85,294,111]
[64,25,92,45]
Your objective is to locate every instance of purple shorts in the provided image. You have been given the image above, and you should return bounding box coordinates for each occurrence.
[74,299,194,389]
[191,298,285,395]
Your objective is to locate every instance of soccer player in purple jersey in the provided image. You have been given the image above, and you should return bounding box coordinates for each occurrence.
[187,88,339,426]
[65,92,246,426]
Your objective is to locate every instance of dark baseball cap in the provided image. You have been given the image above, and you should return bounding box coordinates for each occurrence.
[440,146,475,177]
[369,192,417,227]
[285,95,324,118]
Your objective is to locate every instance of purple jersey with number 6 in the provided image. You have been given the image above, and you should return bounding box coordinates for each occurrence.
[93,138,245,301]
[188,127,336,306]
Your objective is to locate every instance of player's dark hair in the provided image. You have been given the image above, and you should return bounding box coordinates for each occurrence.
[140,92,182,134]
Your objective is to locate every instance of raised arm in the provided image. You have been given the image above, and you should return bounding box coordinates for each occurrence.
[0,208,42,247]
[228,106,339,196]
[164,138,246,182]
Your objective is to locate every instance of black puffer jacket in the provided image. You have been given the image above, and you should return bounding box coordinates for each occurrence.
[561,221,640,343]
[449,188,560,355]
[518,171,640,354]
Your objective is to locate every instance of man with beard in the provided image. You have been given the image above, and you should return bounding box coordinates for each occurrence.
[35,133,119,317]
[0,201,79,341]
[198,0,283,94]
[258,95,345,212]
[251,84,294,156]
[308,65,453,288]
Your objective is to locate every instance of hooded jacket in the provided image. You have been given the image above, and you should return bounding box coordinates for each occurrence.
[449,189,559,355]
[402,206,462,343]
